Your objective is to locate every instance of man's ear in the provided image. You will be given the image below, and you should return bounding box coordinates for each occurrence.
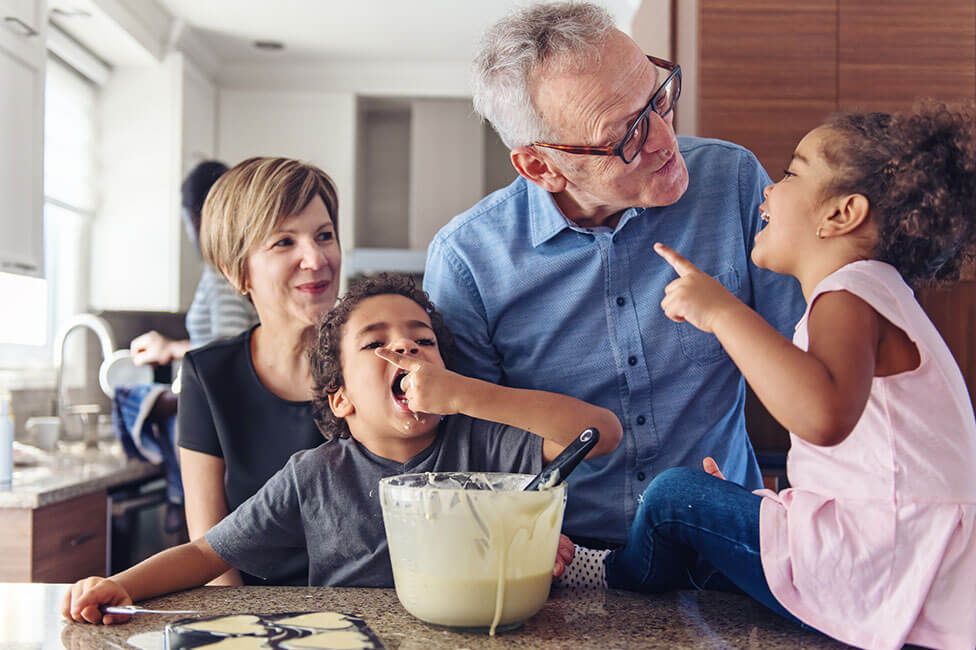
[820,193,871,238]
[511,147,568,194]
[328,387,355,419]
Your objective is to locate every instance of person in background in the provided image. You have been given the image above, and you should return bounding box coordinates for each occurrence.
[423,2,804,547]
[129,160,258,368]
[558,104,976,650]
[62,273,619,624]
[177,157,341,586]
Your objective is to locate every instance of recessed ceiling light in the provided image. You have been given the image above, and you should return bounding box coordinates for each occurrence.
[253,40,284,51]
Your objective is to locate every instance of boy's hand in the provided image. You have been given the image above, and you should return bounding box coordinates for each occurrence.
[654,243,742,334]
[374,349,466,415]
[62,577,133,625]
[552,534,576,578]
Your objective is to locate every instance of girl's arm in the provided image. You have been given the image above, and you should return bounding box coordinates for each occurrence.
[179,448,245,586]
[62,537,231,625]
[375,349,622,461]
[655,244,878,447]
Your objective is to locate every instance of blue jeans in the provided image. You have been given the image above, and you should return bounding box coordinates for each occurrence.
[606,467,798,624]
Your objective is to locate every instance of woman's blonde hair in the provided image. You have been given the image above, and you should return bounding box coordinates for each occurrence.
[200,157,340,291]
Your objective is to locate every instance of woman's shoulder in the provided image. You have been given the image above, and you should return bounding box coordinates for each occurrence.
[184,327,254,370]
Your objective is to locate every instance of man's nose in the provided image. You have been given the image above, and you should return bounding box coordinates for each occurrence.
[642,111,675,154]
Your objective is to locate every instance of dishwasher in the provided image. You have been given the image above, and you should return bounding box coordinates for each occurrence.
[107,477,188,573]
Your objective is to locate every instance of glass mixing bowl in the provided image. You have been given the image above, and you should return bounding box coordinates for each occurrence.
[379,472,566,634]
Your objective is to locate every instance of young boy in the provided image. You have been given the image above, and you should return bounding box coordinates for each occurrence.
[63,274,622,625]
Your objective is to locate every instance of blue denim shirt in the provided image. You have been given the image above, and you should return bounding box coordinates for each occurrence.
[424,136,805,543]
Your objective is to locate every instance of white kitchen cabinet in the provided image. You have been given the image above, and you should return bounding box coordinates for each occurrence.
[0,0,45,278]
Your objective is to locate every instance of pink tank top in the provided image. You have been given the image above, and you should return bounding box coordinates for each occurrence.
[757,261,976,650]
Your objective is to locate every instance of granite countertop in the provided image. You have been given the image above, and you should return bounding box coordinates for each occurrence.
[0,441,161,509]
[5,582,852,649]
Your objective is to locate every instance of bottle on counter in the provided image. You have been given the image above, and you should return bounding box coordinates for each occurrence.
[0,391,12,490]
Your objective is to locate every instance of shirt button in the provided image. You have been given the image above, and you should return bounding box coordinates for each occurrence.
[637,472,646,481]
[616,296,626,306]
[636,415,646,425]
[628,356,638,366]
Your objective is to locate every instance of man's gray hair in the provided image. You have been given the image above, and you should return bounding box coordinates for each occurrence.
[473,2,616,149]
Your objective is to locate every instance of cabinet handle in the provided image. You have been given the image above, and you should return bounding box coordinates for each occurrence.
[3,16,39,37]
[68,532,96,547]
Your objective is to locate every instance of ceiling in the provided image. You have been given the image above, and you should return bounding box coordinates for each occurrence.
[154,0,640,64]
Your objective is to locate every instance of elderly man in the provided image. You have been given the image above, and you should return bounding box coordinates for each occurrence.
[424,2,803,546]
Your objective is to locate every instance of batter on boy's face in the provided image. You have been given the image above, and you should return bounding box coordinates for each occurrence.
[328,294,444,451]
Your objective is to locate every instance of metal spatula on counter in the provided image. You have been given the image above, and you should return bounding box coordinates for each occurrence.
[523,427,599,491]
[101,605,201,615]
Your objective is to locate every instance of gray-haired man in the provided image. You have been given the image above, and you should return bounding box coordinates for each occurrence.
[424,2,803,546]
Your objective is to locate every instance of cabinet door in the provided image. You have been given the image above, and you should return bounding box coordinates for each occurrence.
[0,0,44,278]
[839,0,976,112]
[699,0,838,175]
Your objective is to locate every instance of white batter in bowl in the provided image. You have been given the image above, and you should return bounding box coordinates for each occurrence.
[379,472,566,635]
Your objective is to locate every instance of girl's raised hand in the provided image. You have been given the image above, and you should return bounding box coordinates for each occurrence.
[374,348,464,415]
[654,243,741,333]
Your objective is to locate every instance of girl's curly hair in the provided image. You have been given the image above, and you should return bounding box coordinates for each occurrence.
[309,273,455,441]
[819,101,976,285]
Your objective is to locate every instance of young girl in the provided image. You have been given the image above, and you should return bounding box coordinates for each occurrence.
[559,103,976,649]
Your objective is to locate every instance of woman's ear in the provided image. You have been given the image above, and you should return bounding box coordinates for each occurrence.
[221,264,248,295]
[328,387,354,419]
[511,147,568,194]
[820,193,871,238]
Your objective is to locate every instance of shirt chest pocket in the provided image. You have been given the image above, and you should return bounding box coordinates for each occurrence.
[674,267,742,365]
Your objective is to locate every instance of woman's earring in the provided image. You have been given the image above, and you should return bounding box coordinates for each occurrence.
[816,226,824,240]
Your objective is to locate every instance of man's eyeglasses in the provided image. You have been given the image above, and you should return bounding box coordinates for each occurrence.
[532,55,681,165]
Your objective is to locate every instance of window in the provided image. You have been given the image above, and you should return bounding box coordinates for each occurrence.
[0,52,99,368]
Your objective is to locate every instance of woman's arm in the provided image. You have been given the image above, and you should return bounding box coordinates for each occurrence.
[655,244,878,447]
[179,448,244,586]
[375,349,622,462]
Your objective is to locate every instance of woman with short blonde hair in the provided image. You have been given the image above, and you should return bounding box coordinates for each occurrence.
[178,156,342,586]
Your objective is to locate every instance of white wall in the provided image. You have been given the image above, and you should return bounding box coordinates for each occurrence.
[408,99,484,251]
[178,59,218,311]
[216,89,358,249]
[91,53,183,311]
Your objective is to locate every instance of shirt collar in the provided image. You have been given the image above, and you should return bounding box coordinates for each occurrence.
[527,181,579,247]
[527,181,643,247]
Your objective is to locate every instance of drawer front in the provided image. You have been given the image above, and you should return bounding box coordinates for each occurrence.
[32,491,107,582]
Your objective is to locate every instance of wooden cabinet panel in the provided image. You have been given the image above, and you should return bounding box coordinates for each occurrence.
[0,491,107,583]
[838,0,976,112]
[31,490,107,582]
[0,508,32,582]
[918,281,976,410]
[699,0,838,174]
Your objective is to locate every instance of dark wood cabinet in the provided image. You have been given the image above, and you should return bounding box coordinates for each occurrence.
[698,0,976,455]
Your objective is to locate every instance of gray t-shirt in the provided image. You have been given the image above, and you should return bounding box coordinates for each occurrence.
[206,414,543,587]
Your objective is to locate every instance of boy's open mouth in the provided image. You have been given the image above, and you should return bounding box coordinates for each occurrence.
[391,370,410,409]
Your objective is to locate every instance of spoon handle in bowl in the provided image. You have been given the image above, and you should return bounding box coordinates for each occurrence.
[523,427,599,491]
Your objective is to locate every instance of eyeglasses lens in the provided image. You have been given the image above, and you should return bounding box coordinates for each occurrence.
[621,117,648,163]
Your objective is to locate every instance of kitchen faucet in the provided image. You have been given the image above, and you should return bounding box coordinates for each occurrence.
[53,313,117,445]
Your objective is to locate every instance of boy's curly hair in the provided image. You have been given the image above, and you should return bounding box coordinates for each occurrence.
[309,273,455,441]
[819,101,976,285]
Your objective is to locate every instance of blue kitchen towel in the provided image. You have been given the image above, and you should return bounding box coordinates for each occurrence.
[111,384,183,504]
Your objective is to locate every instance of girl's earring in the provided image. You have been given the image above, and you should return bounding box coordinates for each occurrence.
[816,226,824,240]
